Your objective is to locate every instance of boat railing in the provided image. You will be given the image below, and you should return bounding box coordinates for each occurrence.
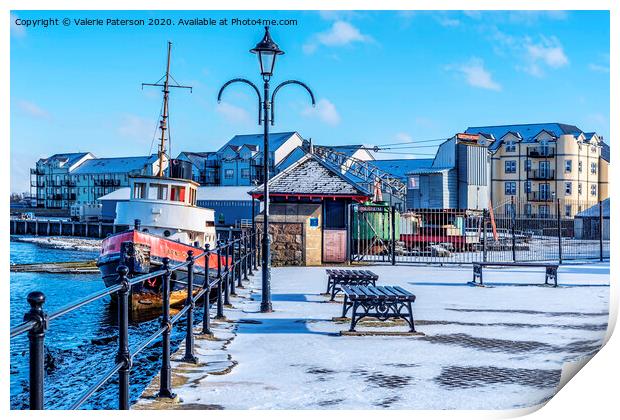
[10,227,260,410]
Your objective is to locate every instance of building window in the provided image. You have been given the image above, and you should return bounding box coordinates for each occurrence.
[505,181,516,195]
[565,205,572,217]
[565,160,572,173]
[505,160,517,173]
[539,205,550,218]
[241,168,250,179]
[578,161,583,173]
[525,181,532,194]
[591,145,597,153]
[591,162,597,174]
[565,182,572,196]
[505,140,516,152]
[579,144,582,151]
[578,183,583,195]
[525,159,532,172]
[224,169,234,179]
[133,183,146,199]
[591,184,597,196]
[524,204,532,215]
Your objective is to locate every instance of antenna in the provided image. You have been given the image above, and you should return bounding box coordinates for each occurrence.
[142,41,192,177]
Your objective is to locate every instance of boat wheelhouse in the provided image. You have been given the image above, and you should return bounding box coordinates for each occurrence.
[115,175,216,248]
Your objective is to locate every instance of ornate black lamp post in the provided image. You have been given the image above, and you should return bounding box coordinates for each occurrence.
[218,26,315,312]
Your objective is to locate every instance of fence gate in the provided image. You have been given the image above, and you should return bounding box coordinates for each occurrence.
[350,204,394,263]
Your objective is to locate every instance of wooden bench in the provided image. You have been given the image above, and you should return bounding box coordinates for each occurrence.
[325,269,378,301]
[472,262,559,287]
[341,285,417,332]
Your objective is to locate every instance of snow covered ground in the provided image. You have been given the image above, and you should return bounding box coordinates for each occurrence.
[135,262,609,410]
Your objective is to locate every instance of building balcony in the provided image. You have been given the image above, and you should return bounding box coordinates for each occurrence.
[94,179,121,187]
[527,147,555,158]
[30,168,45,175]
[526,169,555,180]
[527,191,554,202]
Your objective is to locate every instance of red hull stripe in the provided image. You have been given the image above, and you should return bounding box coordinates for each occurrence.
[100,230,229,269]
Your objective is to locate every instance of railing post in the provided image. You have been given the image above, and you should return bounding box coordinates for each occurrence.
[202,244,212,335]
[557,199,563,264]
[482,210,488,263]
[215,242,225,319]
[237,236,244,287]
[116,265,131,410]
[24,291,47,410]
[599,199,604,262]
[223,241,231,306]
[391,206,396,265]
[229,239,237,296]
[182,251,198,364]
[253,229,258,270]
[511,196,516,262]
[157,258,176,399]
[243,232,250,281]
[247,231,254,277]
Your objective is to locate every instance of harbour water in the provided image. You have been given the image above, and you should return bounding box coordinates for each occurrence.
[10,240,194,410]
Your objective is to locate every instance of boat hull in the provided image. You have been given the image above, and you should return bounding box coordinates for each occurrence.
[97,230,226,315]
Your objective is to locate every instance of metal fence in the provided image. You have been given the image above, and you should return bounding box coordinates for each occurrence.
[350,199,609,265]
[10,229,257,410]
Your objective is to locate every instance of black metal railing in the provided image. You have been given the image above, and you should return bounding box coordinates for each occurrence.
[527,191,554,202]
[527,146,555,158]
[526,169,555,180]
[10,228,258,410]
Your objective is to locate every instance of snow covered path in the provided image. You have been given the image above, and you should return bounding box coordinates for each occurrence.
[136,262,609,410]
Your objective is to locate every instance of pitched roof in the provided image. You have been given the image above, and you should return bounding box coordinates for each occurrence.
[250,154,370,198]
[317,144,376,159]
[465,123,581,140]
[178,151,217,169]
[575,198,609,218]
[275,146,306,172]
[39,152,92,168]
[371,158,434,180]
[601,142,610,162]
[466,123,583,151]
[73,154,158,174]
[217,132,298,154]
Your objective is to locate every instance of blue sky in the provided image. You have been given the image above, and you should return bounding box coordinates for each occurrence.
[10,10,610,192]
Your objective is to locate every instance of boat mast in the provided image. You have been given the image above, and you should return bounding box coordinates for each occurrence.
[158,42,172,177]
[142,42,192,177]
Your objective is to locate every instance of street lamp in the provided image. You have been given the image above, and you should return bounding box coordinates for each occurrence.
[218,26,315,313]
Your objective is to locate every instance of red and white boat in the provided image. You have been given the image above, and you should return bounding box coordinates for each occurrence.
[96,42,222,313]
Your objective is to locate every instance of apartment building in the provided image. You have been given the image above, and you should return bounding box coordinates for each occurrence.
[30,153,165,209]
[465,123,610,217]
[177,131,306,186]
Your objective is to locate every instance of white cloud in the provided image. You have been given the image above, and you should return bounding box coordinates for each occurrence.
[17,100,51,120]
[395,132,413,142]
[437,16,460,27]
[117,114,156,143]
[303,98,341,126]
[525,37,569,68]
[448,58,502,91]
[518,36,569,77]
[303,21,372,54]
[488,28,569,77]
[589,63,609,73]
[10,13,26,38]
[215,102,251,124]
